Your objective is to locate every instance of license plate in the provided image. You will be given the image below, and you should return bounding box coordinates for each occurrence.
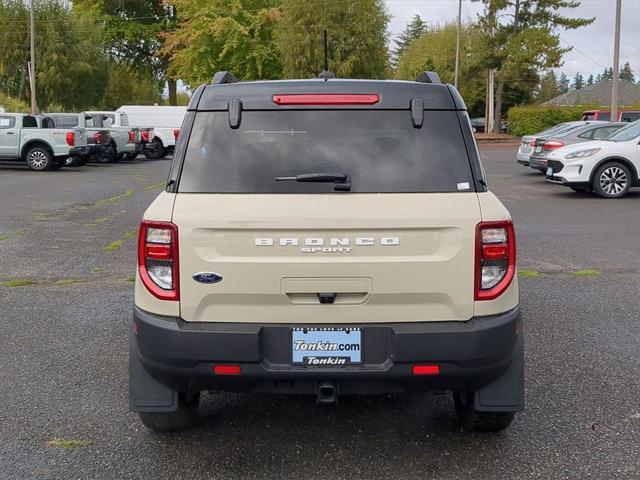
[535,146,543,153]
[546,167,553,176]
[291,328,362,365]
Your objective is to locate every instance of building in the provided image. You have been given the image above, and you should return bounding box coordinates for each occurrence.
[543,79,640,106]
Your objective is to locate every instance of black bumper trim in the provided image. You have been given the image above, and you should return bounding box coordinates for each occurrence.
[132,306,522,397]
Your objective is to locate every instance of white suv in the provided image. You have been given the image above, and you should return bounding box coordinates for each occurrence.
[130,71,524,433]
[546,120,640,198]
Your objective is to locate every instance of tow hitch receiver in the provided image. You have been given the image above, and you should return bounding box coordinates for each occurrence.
[316,381,338,405]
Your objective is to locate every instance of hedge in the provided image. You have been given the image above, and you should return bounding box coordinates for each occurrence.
[506,105,588,137]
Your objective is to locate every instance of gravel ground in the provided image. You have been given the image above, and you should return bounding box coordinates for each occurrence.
[0,149,638,479]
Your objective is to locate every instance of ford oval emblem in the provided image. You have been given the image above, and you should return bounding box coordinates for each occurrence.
[193,272,223,284]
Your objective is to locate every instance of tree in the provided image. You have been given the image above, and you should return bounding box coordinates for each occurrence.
[275,0,390,79]
[0,0,108,111]
[73,0,173,103]
[572,72,584,90]
[535,70,560,102]
[619,62,635,83]
[392,14,428,68]
[558,73,570,93]
[473,0,593,132]
[101,63,162,109]
[586,74,594,86]
[163,0,282,89]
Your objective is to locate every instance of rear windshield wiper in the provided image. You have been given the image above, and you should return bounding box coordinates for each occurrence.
[275,172,351,191]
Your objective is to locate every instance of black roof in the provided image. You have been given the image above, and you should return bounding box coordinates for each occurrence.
[189,78,466,112]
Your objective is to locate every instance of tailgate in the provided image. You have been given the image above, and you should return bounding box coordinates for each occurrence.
[173,193,481,324]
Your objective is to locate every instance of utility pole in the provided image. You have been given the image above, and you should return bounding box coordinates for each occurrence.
[454,0,462,88]
[610,0,622,121]
[29,0,37,115]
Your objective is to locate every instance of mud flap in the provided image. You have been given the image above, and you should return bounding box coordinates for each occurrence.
[474,334,524,412]
[129,327,178,413]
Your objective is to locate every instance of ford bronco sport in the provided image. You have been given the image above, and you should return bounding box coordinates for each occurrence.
[130,71,524,433]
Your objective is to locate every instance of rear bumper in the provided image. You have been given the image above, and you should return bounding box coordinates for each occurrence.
[516,150,531,166]
[69,146,92,158]
[131,306,523,402]
[529,156,548,170]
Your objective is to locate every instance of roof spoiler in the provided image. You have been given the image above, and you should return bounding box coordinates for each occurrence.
[212,71,239,85]
[415,71,441,84]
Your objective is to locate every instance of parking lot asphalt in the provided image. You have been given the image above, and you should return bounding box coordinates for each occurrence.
[1,148,639,480]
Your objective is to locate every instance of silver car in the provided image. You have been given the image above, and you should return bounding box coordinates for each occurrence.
[517,121,595,167]
[528,122,625,171]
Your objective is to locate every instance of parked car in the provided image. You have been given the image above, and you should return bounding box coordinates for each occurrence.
[0,113,87,171]
[47,113,112,165]
[470,117,485,133]
[130,71,523,433]
[546,119,640,198]
[117,105,186,159]
[528,122,625,171]
[517,121,596,167]
[581,110,640,122]
[84,110,139,162]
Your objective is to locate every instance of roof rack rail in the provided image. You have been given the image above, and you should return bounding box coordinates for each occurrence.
[212,71,239,85]
[415,71,441,84]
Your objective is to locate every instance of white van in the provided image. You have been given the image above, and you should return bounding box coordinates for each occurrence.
[117,105,187,159]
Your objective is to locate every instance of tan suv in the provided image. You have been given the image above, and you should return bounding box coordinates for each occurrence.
[130,71,523,433]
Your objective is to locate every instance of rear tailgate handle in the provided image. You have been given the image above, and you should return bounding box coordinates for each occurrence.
[282,277,372,306]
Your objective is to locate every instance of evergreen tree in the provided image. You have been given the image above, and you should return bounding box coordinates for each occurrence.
[586,74,594,86]
[558,73,570,93]
[536,70,560,102]
[572,72,584,90]
[619,62,635,83]
[595,72,602,82]
[392,15,428,68]
[474,0,593,132]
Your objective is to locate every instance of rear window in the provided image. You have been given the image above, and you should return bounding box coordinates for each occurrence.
[178,110,474,193]
[52,115,79,128]
[597,113,611,121]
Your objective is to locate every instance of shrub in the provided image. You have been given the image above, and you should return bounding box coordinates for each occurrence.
[507,105,587,137]
[0,92,29,113]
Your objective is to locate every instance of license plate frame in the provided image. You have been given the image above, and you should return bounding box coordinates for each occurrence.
[291,327,362,366]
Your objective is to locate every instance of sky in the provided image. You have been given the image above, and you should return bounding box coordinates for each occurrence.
[384,0,640,81]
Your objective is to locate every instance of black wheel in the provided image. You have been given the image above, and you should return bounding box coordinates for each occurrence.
[454,393,515,433]
[25,146,53,171]
[144,138,166,160]
[124,152,138,161]
[592,161,631,198]
[138,393,200,431]
[569,185,590,193]
[75,158,89,167]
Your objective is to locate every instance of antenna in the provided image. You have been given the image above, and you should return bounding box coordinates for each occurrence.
[318,29,335,80]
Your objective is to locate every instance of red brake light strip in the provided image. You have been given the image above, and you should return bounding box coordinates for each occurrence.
[273,93,380,105]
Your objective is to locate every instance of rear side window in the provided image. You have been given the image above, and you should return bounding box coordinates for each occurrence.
[22,116,37,128]
[597,113,611,121]
[178,110,474,193]
[52,115,79,128]
[621,112,640,122]
[0,116,15,129]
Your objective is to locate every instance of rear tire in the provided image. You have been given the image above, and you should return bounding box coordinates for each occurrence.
[107,143,118,163]
[454,393,515,433]
[138,393,200,431]
[25,146,53,171]
[144,138,166,160]
[592,161,631,198]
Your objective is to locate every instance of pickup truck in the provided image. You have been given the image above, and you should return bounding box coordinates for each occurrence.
[0,113,88,171]
[84,110,141,162]
[117,105,185,159]
[581,110,640,122]
[47,113,113,165]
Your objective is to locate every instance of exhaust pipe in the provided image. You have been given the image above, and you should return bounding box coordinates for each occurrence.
[316,381,338,405]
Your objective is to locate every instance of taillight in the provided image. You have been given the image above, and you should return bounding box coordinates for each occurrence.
[529,140,536,147]
[475,220,516,301]
[128,131,135,143]
[173,129,180,140]
[543,140,564,150]
[138,220,179,301]
[65,132,75,146]
[141,130,149,142]
[93,132,102,143]
[272,93,380,105]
